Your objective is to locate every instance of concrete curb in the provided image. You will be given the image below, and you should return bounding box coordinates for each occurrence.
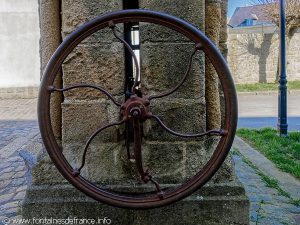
[233,136,300,200]
[238,90,300,96]
[0,87,39,100]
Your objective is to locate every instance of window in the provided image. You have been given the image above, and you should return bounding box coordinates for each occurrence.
[245,19,253,26]
[239,19,254,27]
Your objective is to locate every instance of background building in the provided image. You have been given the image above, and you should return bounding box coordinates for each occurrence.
[228,4,300,84]
[0,0,40,98]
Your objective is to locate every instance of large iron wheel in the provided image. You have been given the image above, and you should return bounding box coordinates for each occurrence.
[38,9,238,209]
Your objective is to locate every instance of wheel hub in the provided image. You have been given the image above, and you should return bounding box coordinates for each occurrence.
[121,95,152,122]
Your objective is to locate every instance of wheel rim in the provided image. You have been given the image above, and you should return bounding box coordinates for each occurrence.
[38,9,238,209]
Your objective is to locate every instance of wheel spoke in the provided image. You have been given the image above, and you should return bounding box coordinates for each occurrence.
[150,114,227,138]
[72,120,125,176]
[109,21,140,94]
[147,176,164,200]
[49,84,122,107]
[148,44,201,101]
[131,111,164,199]
[132,116,146,180]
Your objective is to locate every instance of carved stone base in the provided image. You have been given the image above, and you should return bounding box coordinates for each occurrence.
[22,181,249,225]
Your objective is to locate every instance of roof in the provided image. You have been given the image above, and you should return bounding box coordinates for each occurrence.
[229,5,274,27]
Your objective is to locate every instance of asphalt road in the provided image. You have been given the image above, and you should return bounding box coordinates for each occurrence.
[238,93,300,131]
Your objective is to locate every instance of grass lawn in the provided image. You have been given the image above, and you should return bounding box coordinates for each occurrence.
[236,81,300,92]
[237,128,300,180]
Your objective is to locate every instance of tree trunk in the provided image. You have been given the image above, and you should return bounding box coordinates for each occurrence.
[275,28,296,82]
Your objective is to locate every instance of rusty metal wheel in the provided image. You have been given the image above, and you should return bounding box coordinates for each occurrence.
[38,9,238,209]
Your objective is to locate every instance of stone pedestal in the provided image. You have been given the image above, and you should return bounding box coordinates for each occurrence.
[22,182,248,225]
[22,0,249,224]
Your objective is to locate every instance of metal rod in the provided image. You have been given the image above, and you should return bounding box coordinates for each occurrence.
[277,0,288,137]
[73,120,126,175]
[49,84,122,107]
[151,114,226,138]
[148,44,200,101]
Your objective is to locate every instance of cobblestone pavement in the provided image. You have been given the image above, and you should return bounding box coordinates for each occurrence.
[0,99,39,223]
[0,98,300,224]
[233,152,300,225]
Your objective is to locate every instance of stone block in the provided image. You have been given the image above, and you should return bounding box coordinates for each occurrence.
[140,23,191,44]
[185,140,213,179]
[62,101,121,144]
[22,182,249,225]
[184,138,235,183]
[32,155,67,185]
[140,43,205,99]
[63,143,138,184]
[139,0,205,44]
[143,139,234,184]
[142,141,185,183]
[62,43,125,100]
[34,139,234,186]
[139,0,205,30]
[61,0,122,40]
[144,98,206,141]
[211,155,235,183]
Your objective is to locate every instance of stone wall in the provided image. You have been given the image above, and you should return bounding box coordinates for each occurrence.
[228,26,300,84]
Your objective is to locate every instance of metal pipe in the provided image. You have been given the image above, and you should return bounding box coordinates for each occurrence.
[278,0,288,137]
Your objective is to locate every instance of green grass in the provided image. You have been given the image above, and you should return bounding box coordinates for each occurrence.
[237,128,300,180]
[236,81,300,92]
[290,199,300,207]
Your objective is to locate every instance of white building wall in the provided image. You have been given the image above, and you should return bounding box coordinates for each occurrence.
[0,0,40,88]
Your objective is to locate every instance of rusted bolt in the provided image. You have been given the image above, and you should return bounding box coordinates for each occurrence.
[108,20,115,28]
[220,129,228,136]
[144,100,150,106]
[130,107,141,117]
[48,86,55,92]
[72,169,80,177]
[195,43,203,50]
[157,191,165,200]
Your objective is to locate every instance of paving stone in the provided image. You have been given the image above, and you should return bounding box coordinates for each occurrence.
[0,193,14,203]
[0,172,15,182]
[15,185,27,193]
[0,99,38,220]
[13,165,26,173]
[0,162,13,170]
[4,156,24,163]
[0,180,11,190]
[10,178,26,187]
[233,153,300,225]
[12,191,26,201]
[0,201,19,211]
[11,171,26,179]
[234,136,300,200]
[0,167,14,175]
[2,187,18,195]
[0,208,17,218]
